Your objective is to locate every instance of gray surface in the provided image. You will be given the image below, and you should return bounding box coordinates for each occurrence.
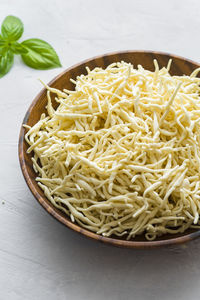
[1,0,200,299]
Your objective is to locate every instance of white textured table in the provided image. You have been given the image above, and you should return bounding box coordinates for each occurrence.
[1,0,200,299]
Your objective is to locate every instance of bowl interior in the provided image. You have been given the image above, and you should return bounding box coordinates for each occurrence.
[19,51,200,248]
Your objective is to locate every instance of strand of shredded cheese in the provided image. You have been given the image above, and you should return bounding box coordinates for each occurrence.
[25,60,200,240]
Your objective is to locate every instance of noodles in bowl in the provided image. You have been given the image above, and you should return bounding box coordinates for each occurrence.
[24,60,200,241]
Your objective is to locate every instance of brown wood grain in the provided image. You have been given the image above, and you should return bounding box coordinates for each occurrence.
[18,50,200,248]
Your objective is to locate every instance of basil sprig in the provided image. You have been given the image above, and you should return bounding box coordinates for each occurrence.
[0,15,61,78]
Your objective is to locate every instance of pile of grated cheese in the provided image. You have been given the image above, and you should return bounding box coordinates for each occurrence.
[25,60,200,240]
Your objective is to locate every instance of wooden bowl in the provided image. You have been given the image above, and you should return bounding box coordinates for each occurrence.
[19,50,200,248]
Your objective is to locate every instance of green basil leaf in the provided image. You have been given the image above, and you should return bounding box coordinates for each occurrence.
[0,50,14,78]
[0,40,6,47]
[21,38,61,70]
[10,42,28,54]
[1,16,24,41]
[0,47,8,56]
[0,35,6,47]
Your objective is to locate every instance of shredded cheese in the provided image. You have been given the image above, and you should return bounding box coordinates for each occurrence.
[25,60,200,240]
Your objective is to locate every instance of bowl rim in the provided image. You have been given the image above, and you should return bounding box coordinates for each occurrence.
[19,50,200,249]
